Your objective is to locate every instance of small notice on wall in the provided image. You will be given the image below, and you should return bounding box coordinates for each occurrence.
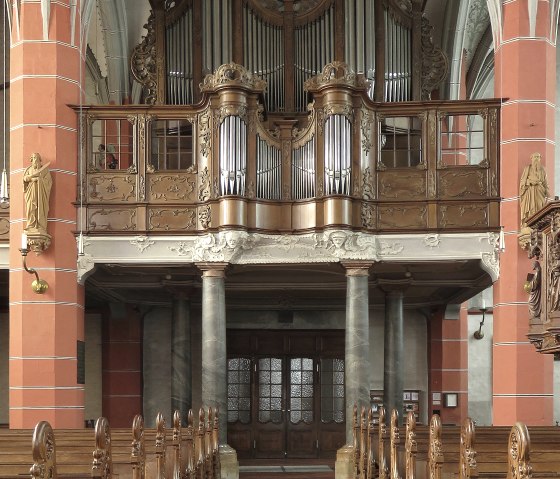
[432,392,441,405]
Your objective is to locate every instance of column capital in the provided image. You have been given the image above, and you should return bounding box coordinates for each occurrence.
[341,261,374,277]
[196,262,228,278]
[378,279,410,295]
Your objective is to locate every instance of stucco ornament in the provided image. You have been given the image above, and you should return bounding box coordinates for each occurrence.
[23,153,52,253]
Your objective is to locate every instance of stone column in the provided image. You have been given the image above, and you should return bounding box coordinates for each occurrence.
[343,263,371,444]
[9,0,84,428]
[172,296,192,418]
[198,263,228,443]
[383,289,404,424]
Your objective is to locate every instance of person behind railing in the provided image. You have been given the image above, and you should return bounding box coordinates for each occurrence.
[98,144,118,170]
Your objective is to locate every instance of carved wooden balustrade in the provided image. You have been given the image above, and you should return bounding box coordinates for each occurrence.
[27,408,220,479]
[350,406,534,479]
[75,62,500,236]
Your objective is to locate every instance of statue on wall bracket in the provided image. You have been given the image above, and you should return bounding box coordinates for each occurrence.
[23,152,52,253]
[518,152,549,250]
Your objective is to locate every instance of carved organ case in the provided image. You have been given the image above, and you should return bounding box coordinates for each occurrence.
[133,0,447,109]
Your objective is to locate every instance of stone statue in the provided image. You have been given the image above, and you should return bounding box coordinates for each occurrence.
[526,261,542,320]
[520,152,549,226]
[23,153,52,236]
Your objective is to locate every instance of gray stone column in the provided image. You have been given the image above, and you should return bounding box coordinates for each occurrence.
[171,296,191,419]
[343,263,371,444]
[383,289,404,424]
[199,263,228,444]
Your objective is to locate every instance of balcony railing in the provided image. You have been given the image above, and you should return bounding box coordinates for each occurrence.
[75,62,500,234]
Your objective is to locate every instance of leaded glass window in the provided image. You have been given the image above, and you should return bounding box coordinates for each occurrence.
[258,357,283,423]
[321,358,345,423]
[290,357,314,424]
[227,357,251,424]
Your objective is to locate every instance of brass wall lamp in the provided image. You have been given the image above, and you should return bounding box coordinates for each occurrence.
[20,232,49,294]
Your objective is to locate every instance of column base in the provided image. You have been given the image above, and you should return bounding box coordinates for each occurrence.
[219,444,239,479]
[334,445,355,479]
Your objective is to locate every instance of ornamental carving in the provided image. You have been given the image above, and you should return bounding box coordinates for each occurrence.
[92,417,112,479]
[362,167,375,200]
[130,12,158,105]
[439,170,487,197]
[148,208,196,231]
[200,63,267,93]
[149,175,196,202]
[361,203,375,229]
[507,423,532,479]
[380,172,425,199]
[378,406,389,479]
[304,61,369,91]
[30,421,56,479]
[428,415,444,479]
[459,418,477,479]
[526,260,542,323]
[390,410,400,479]
[421,16,448,100]
[88,175,136,202]
[405,412,417,479]
[130,236,155,253]
[198,110,212,158]
[548,237,560,314]
[440,205,488,228]
[192,231,254,262]
[198,167,210,201]
[199,205,211,229]
[361,109,375,154]
[0,216,9,238]
[317,104,353,135]
[379,206,427,229]
[214,106,248,128]
[313,229,377,259]
[89,209,137,231]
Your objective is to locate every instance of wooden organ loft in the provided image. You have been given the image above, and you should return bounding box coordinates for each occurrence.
[79,0,499,236]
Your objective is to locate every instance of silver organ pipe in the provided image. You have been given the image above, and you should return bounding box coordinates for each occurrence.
[203,0,232,72]
[384,8,412,102]
[324,115,351,196]
[243,6,284,112]
[345,0,376,99]
[291,138,316,200]
[256,136,282,200]
[294,4,334,112]
[219,116,247,196]
[166,8,194,104]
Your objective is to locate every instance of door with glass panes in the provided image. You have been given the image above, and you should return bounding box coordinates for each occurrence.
[226,330,345,459]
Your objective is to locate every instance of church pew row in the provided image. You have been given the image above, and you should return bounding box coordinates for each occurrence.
[0,408,221,479]
[350,405,557,479]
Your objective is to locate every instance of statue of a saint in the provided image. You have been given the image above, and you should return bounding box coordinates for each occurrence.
[526,261,542,320]
[520,152,549,225]
[23,153,52,236]
[550,245,560,313]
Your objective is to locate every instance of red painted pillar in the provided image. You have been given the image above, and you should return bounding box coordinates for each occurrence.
[492,0,555,424]
[8,1,85,427]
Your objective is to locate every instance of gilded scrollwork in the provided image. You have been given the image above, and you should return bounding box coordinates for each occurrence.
[89,209,137,231]
[421,16,449,100]
[459,418,477,479]
[30,421,56,479]
[88,175,136,202]
[390,410,401,479]
[130,12,158,105]
[361,202,374,229]
[214,105,248,128]
[198,109,212,158]
[130,235,155,253]
[362,167,375,200]
[317,104,353,135]
[199,204,211,229]
[198,167,210,202]
[405,412,417,479]
[200,62,267,93]
[378,406,389,479]
[360,108,375,154]
[303,61,370,91]
[428,414,444,479]
[507,423,532,479]
[149,175,196,201]
[148,208,196,231]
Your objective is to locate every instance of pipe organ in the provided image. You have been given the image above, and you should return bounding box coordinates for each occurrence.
[135,0,446,107]
[323,115,351,196]
[219,116,247,196]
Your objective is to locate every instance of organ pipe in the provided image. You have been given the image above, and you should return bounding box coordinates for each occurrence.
[165,8,193,105]
[383,8,412,102]
[292,138,316,200]
[219,116,247,196]
[256,136,282,200]
[324,115,351,195]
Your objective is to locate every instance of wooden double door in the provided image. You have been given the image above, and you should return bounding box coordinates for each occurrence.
[227,330,345,459]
